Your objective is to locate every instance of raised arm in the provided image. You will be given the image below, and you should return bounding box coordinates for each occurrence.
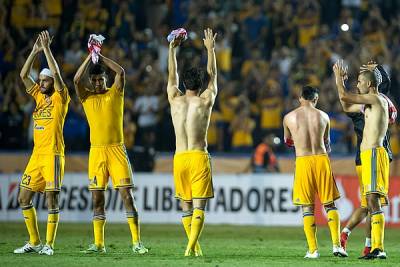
[73,54,91,100]
[20,37,42,90]
[39,31,64,92]
[333,60,364,110]
[200,28,218,106]
[167,37,182,101]
[99,53,125,92]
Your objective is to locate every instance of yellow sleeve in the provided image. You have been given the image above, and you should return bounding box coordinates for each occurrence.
[55,85,71,104]
[26,83,40,100]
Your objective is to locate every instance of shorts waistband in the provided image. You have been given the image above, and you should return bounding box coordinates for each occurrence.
[296,153,328,159]
[360,147,385,153]
[174,150,209,156]
[90,143,124,148]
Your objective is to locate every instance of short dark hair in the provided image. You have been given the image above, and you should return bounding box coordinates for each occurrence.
[360,70,378,87]
[89,64,106,76]
[182,68,204,91]
[301,86,319,100]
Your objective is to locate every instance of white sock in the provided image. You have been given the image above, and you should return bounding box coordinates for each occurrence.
[365,238,371,247]
[342,227,351,235]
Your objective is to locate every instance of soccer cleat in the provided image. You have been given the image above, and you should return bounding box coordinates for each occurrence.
[304,250,320,259]
[13,242,43,254]
[81,244,106,254]
[333,246,348,257]
[361,248,387,260]
[195,248,203,257]
[340,232,348,250]
[184,248,195,257]
[38,245,54,255]
[132,242,148,254]
[361,246,371,257]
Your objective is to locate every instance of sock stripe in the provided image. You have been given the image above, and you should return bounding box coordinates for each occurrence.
[303,212,314,217]
[126,211,138,218]
[21,204,34,210]
[48,209,60,214]
[194,207,205,211]
[93,214,106,220]
[182,210,193,217]
[326,207,338,213]
[371,210,383,216]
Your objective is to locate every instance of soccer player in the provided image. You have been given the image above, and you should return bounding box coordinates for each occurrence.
[336,62,395,257]
[73,49,147,254]
[283,86,347,259]
[167,28,217,256]
[14,30,70,256]
[334,60,390,259]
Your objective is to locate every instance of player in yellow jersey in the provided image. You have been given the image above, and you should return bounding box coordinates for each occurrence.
[73,48,147,254]
[167,28,217,256]
[14,31,70,256]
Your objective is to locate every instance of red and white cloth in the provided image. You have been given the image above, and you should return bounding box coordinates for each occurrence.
[88,34,105,63]
[167,28,187,43]
[380,93,397,124]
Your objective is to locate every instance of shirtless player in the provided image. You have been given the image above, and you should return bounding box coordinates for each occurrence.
[283,86,347,259]
[167,28,217,256]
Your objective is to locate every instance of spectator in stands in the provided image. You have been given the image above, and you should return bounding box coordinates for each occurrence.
[230,98,255,153]
[252,134,280,173]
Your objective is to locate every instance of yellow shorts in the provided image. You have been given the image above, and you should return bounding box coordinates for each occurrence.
[88,144,133,190]
[360,147,389,201]
[356,165,389,207]
[173,150,214,201]
[293,154,340,206]
[20,153,64,192]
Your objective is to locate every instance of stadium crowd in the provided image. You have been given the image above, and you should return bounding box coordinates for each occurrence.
[1,0,400,158]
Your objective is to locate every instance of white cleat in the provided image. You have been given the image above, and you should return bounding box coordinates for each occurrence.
[38,245,54,255]
[14,242,43,254]
[132,242,149,254]
[333,245,348,257]
[304,250,320,259]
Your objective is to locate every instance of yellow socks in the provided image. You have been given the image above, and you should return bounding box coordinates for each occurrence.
[371,211,385,251]
[182,210,202,255]
[303,212,318,253]
[185,208,205,254]
[326,207,340,247]
[126,211,140,244]
[22,204,41,246]
[93,214,106,248]
[46,209,60,248]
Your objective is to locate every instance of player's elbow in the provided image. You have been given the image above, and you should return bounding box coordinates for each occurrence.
[73,75,82,85]
[19,71,27,80]
[118,68,125,77]
[339,95,348,103]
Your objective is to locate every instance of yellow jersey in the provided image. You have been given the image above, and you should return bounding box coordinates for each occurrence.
[28,83,70,155]
[81,83,124,146]
[260,97,283,129]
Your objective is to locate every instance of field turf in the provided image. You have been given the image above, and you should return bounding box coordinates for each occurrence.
[0,222,399,266]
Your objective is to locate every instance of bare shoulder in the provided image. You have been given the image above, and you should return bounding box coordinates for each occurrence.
[318,109,330,121]
[283,109,296,122]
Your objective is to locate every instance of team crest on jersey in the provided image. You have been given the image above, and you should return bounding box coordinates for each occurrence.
[90,176,97,186]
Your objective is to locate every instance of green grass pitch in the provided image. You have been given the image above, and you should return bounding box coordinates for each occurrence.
[1,222,399,266]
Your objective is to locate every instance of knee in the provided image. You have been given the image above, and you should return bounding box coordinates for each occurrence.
[119,189,133,203]
[92,194,105,209]
[302,205,314,214]
[18,193,32,207]
[323,203,336,212]
[46,192,59,209]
